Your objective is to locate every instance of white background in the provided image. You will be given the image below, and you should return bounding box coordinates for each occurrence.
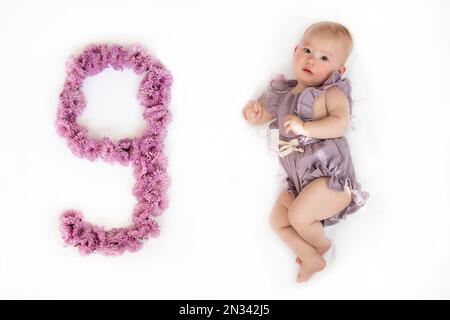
[1,0,449,299]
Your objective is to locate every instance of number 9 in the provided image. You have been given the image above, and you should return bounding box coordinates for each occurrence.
[55,44,172,256]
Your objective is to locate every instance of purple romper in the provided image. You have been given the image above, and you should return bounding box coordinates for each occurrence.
[262,71,369,226]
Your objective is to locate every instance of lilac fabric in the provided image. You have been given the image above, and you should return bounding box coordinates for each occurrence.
[263,71,369,226]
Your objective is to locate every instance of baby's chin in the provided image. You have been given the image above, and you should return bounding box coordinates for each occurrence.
[296,73,325,87]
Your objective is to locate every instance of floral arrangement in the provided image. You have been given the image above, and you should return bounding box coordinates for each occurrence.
[56,43,172,255]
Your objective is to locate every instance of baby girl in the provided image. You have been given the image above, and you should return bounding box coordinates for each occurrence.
[242,22,369,282]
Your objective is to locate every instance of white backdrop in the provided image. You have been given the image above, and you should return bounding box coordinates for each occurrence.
[1,0,449,299]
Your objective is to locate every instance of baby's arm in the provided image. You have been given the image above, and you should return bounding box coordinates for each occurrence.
[302,87,350,139]
[242,99,274,126]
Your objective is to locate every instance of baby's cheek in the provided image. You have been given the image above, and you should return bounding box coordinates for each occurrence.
[294,54,305,66]
[293,59,302,71]
[316,68,332,83]
[314,70,326,82]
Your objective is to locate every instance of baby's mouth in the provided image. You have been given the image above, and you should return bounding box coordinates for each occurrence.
[302,68,313,74]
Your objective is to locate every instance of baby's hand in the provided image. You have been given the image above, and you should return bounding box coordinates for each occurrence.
[242,100,263,125]
[283,115,306,135]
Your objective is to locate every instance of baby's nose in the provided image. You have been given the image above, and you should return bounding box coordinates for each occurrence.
[306,57,316,66]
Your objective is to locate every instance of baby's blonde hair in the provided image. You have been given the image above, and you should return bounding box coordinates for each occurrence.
[303,21,353,63]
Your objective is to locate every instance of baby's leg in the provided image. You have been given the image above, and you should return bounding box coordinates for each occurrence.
[269,191,326,282]
[288,177,351,255]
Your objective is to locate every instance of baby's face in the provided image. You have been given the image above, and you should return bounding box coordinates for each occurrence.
[293,32,347,86]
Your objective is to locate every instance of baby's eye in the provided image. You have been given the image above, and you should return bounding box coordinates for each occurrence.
[302,48,311,54]
[320,56,329,61]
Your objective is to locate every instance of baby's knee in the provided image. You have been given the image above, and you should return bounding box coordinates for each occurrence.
[287,208,310,228]
[269,210,280,231]
[269,208,288,231]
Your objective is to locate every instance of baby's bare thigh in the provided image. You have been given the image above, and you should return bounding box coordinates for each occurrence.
[279,190,295,208]
[270,190,296,229]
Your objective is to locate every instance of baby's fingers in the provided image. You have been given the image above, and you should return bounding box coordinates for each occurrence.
[254,108,262,119]
[253,101,262,112]
[242,107,248,120]
[284,125,292,134]
[247,112,256,123]
[244,108,253,121]
[284,120,292,133]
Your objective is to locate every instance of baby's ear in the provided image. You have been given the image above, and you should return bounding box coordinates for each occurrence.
[338,65,346,75]
[293,45,298,56]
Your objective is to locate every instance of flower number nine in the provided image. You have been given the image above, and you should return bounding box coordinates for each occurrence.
[56,44,172,256]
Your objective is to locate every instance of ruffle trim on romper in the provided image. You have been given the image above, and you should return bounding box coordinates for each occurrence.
[301,162,369,226]
[298,71,353,121]
[262,71,352,121]
[260,75,295,118]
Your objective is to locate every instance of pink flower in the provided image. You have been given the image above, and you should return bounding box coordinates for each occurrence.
[109,44,128,70]
[126,44,152,74]
[138,68,172,107]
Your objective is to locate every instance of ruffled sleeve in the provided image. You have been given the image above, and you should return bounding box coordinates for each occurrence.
[320,71,353,115]
[298,71,353,120]
[258,75,293,118]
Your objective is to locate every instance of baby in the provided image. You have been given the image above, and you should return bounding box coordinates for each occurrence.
[242,22,369,283]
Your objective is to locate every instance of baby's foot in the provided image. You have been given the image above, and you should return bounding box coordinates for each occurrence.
[296,254,327,283]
